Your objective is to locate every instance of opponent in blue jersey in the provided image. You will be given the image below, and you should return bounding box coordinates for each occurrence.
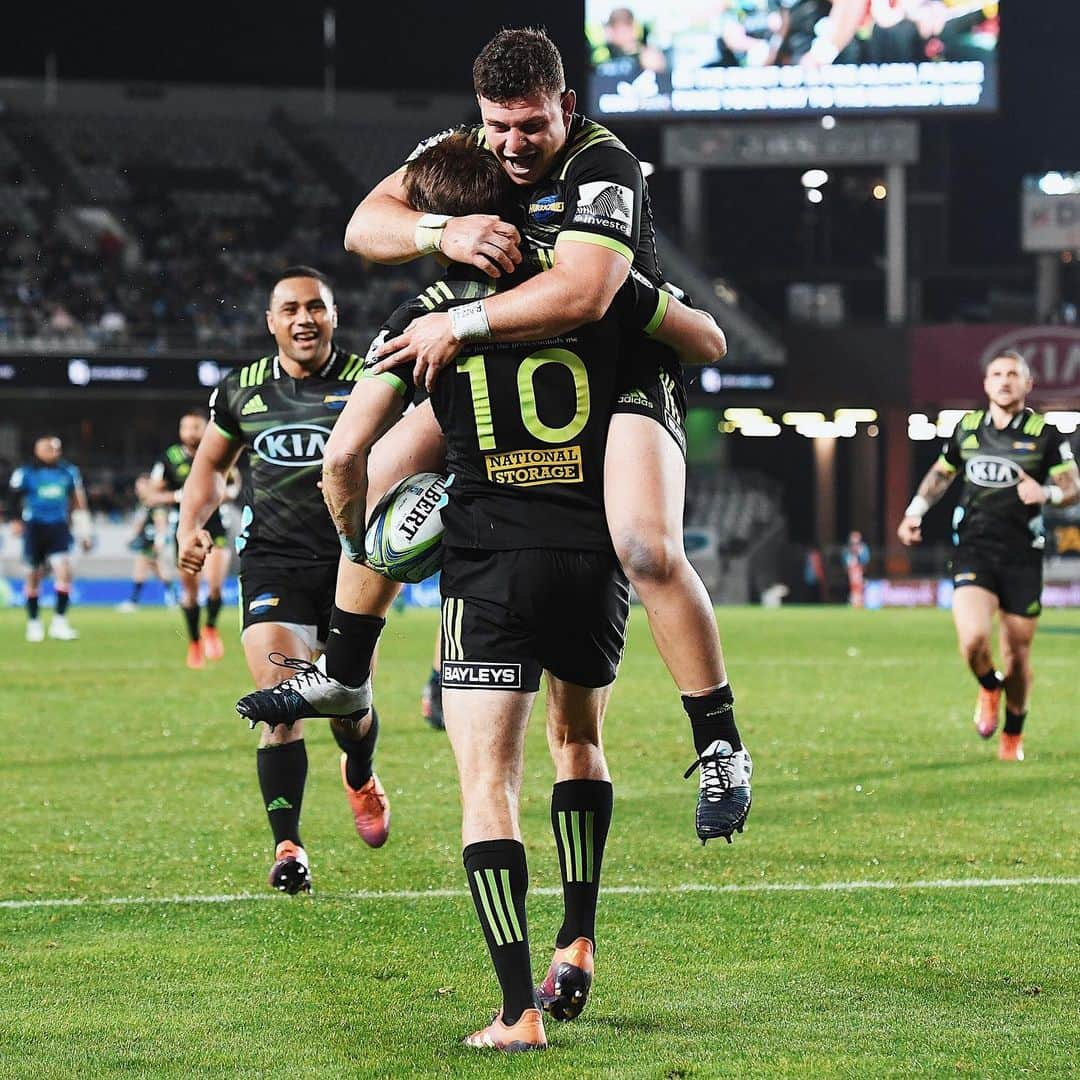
[9,435,93,642]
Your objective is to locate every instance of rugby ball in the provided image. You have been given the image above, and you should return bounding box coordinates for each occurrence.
[364,472,449,583]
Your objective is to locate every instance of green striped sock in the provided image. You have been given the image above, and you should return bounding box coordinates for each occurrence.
[551,780,613,949]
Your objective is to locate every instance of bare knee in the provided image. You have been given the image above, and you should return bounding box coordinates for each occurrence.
[614,530,682,585]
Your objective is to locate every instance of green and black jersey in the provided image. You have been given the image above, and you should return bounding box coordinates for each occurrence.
[938,408,1076,560]
[367,273,672,552]
[151,442,225,537]
[209,347,365,567]
[407,114,663,284]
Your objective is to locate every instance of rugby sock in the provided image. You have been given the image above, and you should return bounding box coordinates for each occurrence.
[205,594,222,629]
[180,603,201,642]
[257,740,307,846]
[977,669,1004,691]
[551,779,612,949]
[463,839,535,1026]
[54,587,70,616]
[323,608,385,686]
[331,707,379,790]
[683,683,741,753]
[26,593,39,620]
[131,580,145,603]
[1004,709,1027,736]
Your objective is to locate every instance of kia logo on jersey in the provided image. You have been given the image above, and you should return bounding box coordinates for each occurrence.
[965,456,1021,488]
[252,424,330,467]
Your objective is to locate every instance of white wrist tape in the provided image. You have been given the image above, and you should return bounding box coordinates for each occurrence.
[809,35,840,65]
[71,508,92,540]
[449,300,492,343]
[1043,484,1065,506]
[414,213,450,255]
[905,495,930,520]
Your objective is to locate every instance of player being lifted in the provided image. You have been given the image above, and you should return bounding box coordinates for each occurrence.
[147,410,236,668]
[9,434,93,642]
[242,27,753,845]
[284,134,723,1051]
[898,350,1078,761]
[176,266,390,895]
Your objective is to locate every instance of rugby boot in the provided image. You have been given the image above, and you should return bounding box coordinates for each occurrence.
[186,639,205,669]
[999,733,1024,762]
[268,840,310,895]
[26,619,44,643]
[974,684,1002,739]
[464,1008,547,1052]
[340,754,390,848]
[536,937,594,1021]
[684,739,753,844]
[47,616,79,641]
[236,653,371,730]
[202,625,225,661]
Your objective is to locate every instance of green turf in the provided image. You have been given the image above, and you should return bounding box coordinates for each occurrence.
[2,604,1077,1078]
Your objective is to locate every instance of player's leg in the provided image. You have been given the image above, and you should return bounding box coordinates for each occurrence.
[47,548,78,640]
[24,550,45,642]
[243,621,315,894]
[605,412,751,843]
[177,563,204,668]
[995,566,1041,761]
[537,675,612,1022]
[200,541,230,661]
[421,624,444,730]
[951,581,1003,738]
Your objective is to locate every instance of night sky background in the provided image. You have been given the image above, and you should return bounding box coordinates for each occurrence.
[4,1,1078,320]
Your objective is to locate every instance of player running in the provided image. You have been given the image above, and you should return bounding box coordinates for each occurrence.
[117,474,178,612]
[176,266,390,895]
[897,350,1078,761]
[9,434,93,642]
[147,410,235,668]
[237,134,726,1049]
[350,27,753,844]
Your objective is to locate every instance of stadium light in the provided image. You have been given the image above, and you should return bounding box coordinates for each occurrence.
[821,115,837,130]
[724,407,764,420]
[1037,171,1079,196]
[782,411,825,425]
[801,169,829,189]
[834,408,878,422]
[872,183,888,201]
[806,188,824,205]
[738,421,782,437]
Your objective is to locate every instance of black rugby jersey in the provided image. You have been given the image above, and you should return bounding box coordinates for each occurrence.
[938,408,1076,560]
[151,442,225,537]
[209,347,365,566]
[368,273,672,552]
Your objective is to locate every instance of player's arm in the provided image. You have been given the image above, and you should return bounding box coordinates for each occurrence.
[372,239,630,391]
[176,428,242,574]
[321,369,409,560]
[344,166,521,275]
[897,457,957,546]
[646,290,727,366]
[1017,432,1080,508]
[805,0,866,65]
[69,469,94,552]
[145,464,180,508]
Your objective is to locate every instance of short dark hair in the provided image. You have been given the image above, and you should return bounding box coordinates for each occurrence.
[181,408,208,422]
[268,265,333,308]
[984,348,1030,374]
[404,132,512,218]
[473,26,565,103]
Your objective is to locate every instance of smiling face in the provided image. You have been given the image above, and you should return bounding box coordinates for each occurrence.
[478,89,575,187]
[178,413,206,452]
[983,354,1032,412]
[266,276,336,370]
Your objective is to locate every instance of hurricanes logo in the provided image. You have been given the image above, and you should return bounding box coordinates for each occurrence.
[965,456,1020,488]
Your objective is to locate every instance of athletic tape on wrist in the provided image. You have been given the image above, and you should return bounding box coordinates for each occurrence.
[1043,484,1065,506]
[905,495,930,520]
[414,213,450,255]
[449,300,492,343]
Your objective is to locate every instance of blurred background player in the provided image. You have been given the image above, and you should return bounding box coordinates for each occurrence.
[842,529,869,608]
[9,435,93,642]
[421,625,444,730]
[117,473,177,612]
[147,409,235,668]
[177,265,389,895]
[897,350,1079,761]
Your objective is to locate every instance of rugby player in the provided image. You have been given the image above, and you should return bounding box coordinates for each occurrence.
[9,434,92,642]
[898,350,1078,761]
[176,266,390,895]
[349,27,754,844]
[147,410,233,668]
[116,473,177,612]
[236,135,725,1048]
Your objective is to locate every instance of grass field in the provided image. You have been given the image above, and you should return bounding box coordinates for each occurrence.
[2,603,1078,1078]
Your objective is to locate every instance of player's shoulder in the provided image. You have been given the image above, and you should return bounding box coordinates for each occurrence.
[230,355,275,390]
[557,115,635,178]
[326,347,367,383]
[1019,408,1051,437]
[957,409,985,432]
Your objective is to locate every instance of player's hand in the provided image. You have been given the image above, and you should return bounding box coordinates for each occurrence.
[914,1,948,39]
[79,536,93,553]
[440,215,521,278]
[176,529,213,574]
[1016,469,1047,506]
[371,312,459,392]
[897,516,923,546]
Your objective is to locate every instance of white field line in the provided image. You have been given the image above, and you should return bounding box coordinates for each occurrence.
[2,876,1077,912]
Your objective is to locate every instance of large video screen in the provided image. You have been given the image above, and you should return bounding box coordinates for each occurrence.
[586,1,1000,119]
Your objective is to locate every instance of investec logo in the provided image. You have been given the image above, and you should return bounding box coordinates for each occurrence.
[484,446,583,487]
[252,424,330,468]
[441,661,523,690]
[965,455,1021,488]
